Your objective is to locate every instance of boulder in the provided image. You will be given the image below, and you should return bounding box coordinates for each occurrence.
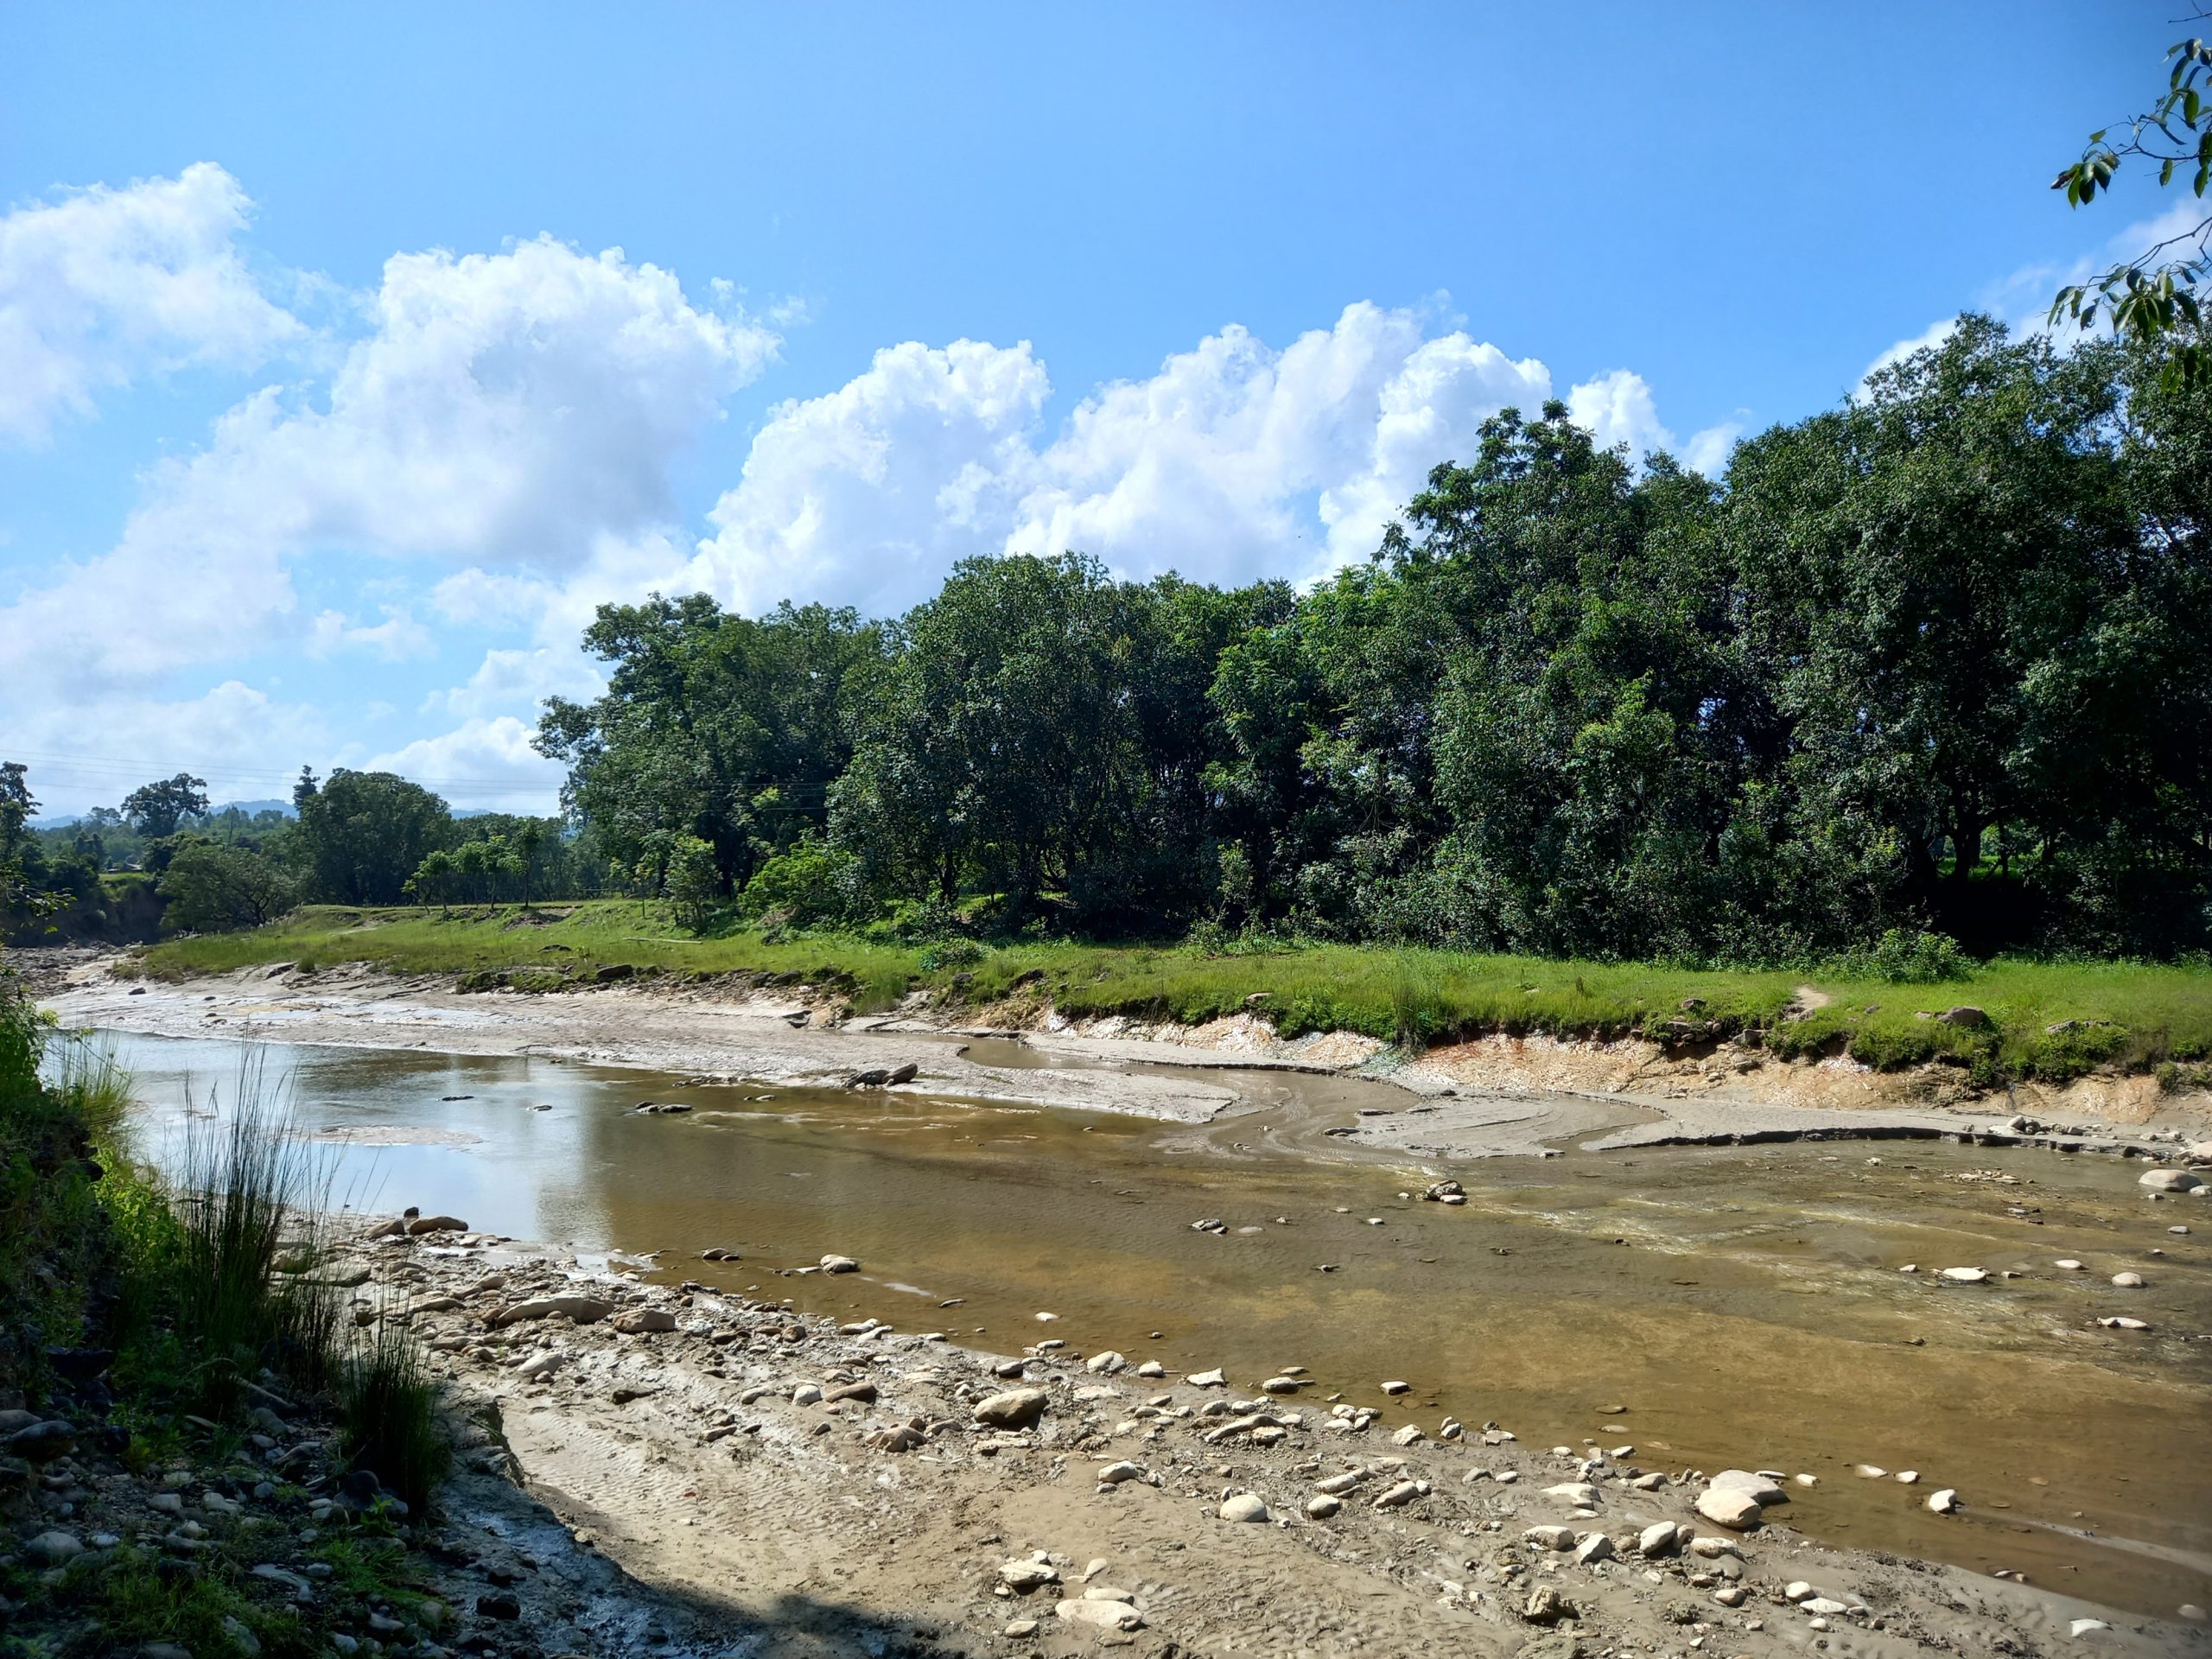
[1707,1468,1788,1506]
[973,1389,1049,1430]
[2140,1169,2202,1192]
[23,1530,83,1566]
[1694,1486,1764,1530]
[1054,1599,1143,1631]
[613,1308,677,1334]
[1218,1492,1269,1522]
[820,1254,861,1274]
[6,1420,77,1465]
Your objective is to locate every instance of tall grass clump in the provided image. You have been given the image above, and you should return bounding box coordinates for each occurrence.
[161,1061,345,1413]
[340,1308,449,1511]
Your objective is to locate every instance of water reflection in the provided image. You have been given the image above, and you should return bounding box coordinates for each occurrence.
[90,1027,2212,1617]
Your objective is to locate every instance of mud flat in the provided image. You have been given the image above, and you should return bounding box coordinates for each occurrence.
[300,1215,2209,1656]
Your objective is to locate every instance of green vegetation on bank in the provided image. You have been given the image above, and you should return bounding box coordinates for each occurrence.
[136,901,2212,1087]
[1,963,451,1656]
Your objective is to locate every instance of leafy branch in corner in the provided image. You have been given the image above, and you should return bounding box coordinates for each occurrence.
[2050,17,2212,385]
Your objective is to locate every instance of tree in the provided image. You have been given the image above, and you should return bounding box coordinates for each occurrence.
[121,773,209,837]
[664,833,721,930]
[158,842,296,932]
[296,771,452,905]
[2050,17,2212,384]
[0,763,35,910]
[404,849,456,908]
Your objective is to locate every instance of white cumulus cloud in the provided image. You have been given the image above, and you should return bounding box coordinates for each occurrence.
[0,162,302,444]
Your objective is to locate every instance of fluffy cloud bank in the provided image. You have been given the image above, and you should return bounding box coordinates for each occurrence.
[3,163,1728,811]
[0,162,301,444]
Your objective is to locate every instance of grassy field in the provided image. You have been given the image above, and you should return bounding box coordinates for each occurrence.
[133,901,2212,1085]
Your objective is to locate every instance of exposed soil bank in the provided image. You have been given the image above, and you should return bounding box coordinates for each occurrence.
[32,953,2212,1160]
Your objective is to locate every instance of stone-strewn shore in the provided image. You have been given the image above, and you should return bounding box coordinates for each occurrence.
[344,1216,2202,1657]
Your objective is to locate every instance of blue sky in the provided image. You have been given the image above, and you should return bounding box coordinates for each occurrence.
[0,3,2177,813]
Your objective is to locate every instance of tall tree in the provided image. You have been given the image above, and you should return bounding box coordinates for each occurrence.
[121,773,210,838]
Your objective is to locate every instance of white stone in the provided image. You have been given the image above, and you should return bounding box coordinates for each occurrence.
[1637,1522,1681,1558]
[2139,1169,2201,1192]
[1928,1488,1961,1514]
[1086,1350,1126,1374]
[1694,1486,1764,1530]
[1219,1492,1269,1522]
[2110,1272,2145,1288]
[1940,1267,1989,1284]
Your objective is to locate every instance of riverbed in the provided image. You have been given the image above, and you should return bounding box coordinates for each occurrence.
[93,1026,2212,1621]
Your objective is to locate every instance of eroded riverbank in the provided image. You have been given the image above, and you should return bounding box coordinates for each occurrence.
[83,1024,2212,1633]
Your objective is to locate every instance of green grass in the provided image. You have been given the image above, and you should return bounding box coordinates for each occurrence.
[132,901,2212,1085]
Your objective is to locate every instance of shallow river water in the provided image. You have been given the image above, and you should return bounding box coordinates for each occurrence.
[94,1027,2212,1618]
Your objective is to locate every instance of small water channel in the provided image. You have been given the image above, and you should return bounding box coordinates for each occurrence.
[91,1027,2212,1618]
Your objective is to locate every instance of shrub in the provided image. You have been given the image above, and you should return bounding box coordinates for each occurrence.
[340,1311,449,1512]
[1841,928,1973,984]
[918,937,985,973]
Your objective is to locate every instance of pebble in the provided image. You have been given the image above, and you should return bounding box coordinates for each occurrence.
[1004,1618,1039,1637]
[1218,1492,1269,1522]
[1895,1470,1919,1484]
[2110,1272,2145,1288]
[1306,1495,1341,1518]
[1713,1585,1748,1608]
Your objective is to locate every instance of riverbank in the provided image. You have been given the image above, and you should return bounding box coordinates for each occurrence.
[126,903,2212,1093]
[30,948,2212,1159]
[310,1211,2209,1655]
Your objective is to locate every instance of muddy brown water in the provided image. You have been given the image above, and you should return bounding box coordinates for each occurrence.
[93,1027,2212,1619]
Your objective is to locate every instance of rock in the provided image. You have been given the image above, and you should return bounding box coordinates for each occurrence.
[1895,1469,1919,1484]
[1938,1006,1989,1027]
[405,1214,466,1235]
[790,1384,823,1406]
[2110,1272,2145,1288]
[1694,1486,1764,1530]
[887,1063,919,1084]
[1544,1482,1601,1507]
[1306,1494,1342,1518]
[1784,1581,1816,1602]
[1187,1368,1226,1388]
[1314,1471,1367,1495]
[1689,1535,1742,1559]
[1373,1480,1421,1510]
[1928,1487,1961,1514]
[1714,1585,1748,1607]
[6,1420,77,1464]
[973,1389,1049,1429]
[1000,1559,1059,1592]
[1940,1267,1989,1284]
[1055,1599,1144,1631]
[1708,1468,1788,1506]
[1096,1461,1145,1485]
[2070,1618,2112,1638]
[223,1614,263,1655]
[24,1529,84,1566]
[2139,1169,2202,1192]
[1004,1618,1038,1637]
[1218,1492,1269,1522]
[1523,1525,1577,1551]
[1804,1597,1849,1616]
[2055,1259,2084,1271]
[1573,1532,1615,1565]
[1521,1586,1571,1626]
[1260,1376,1302,1395]
[1086,1351,1126,1375]
[1134,1360,1166,1378]
[2099,1316,2152,1330]
[1853,1463,1886,1478]
[476,1592,521,1619]
[820,1254,860,1274]
[824,1381,879,1405]
[485,1295,613,1328]
[613,1307,678,1334]
[1638,1522,1681,1557]
[1379,1379,1410,1395]
[1390,1424,1425,1446]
